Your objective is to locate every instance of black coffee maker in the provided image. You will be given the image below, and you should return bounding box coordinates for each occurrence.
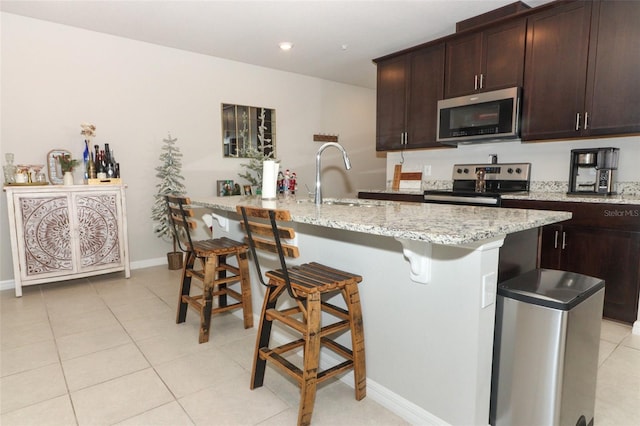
[568,147,619,195]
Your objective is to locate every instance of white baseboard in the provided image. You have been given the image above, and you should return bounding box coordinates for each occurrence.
[365,379,449,426]
[0,257,169,293]
[0,279,15,292]
[264,320,449,425]
[130,257,167,270]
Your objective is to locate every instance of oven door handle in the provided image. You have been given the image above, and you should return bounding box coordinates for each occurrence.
[423,194,501,206]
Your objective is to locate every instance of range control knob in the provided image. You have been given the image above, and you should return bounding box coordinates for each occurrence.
[507,168,514,174]
[515,168,522,174]
[456,168,463,174]
[463,168,469,174]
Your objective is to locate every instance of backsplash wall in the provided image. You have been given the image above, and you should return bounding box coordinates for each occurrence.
[386,135,640,188]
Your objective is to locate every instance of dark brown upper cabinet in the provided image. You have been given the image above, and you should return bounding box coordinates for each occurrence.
[522,0,640,141]
[375,0,640,151]
[444,18,526,99]
[584,0,640,137]
[375,44,446,151]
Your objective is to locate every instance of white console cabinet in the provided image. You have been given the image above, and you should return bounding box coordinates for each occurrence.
[4,185,130,296]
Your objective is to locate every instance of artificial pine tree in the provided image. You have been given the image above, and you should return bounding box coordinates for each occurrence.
[237,146,274,187]
[151,133,186,268]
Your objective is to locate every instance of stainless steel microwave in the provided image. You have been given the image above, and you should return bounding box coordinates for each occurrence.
[436,87,521,145]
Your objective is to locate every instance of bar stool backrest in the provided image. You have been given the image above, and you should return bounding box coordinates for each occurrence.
[165,195,197,253]
[237,205,300,299]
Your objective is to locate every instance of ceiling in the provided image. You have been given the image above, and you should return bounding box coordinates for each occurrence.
[0,0,553,89]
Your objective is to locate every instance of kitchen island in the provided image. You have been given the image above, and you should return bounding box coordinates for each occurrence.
[191,195,571,425]
[361,187,640,333]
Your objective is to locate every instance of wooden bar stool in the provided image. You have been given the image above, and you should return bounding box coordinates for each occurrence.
[166,195,253,343]
[237,205,366,426]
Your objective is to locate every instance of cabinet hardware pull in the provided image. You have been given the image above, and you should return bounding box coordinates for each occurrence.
[404,132,408,145]
[561,232,567,250]
[479,74,484,89]
[474,75,478,90]
[554,230,559,249]
[575,113,581,131]
[584,112,589,130]
[400,132,407,145]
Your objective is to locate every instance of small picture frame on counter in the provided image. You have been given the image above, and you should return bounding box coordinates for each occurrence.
[217,179,235,196]
[217,180,232,196]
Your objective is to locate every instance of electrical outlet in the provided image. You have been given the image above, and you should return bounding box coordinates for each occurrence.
[423,165,432,176]
[482,272,496,308]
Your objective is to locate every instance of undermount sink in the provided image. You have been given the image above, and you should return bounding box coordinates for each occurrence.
[326,201,363,206]
[297,198,388,207]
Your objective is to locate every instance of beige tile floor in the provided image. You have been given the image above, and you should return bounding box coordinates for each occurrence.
[1,266,639,425]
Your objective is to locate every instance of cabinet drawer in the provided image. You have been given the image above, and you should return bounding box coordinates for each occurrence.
[502,200,640,231]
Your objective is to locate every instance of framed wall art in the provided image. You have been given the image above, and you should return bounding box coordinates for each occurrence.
[47,149,71,185]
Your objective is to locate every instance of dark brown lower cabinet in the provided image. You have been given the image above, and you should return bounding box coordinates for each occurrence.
[357,191,424,203]
[503,200,640,324]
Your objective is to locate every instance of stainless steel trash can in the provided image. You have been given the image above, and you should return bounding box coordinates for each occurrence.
[490,268,604,426]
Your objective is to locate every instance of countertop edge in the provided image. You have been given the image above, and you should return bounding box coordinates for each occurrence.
[192,196,572,246]
[358,189,640,205]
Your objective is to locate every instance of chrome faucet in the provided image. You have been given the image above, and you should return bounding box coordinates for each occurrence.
[315,142,352,205]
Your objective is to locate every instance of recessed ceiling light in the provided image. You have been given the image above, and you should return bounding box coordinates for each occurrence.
[279,42,293,51]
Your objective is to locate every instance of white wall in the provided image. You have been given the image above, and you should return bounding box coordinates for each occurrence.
[0,13,385,282]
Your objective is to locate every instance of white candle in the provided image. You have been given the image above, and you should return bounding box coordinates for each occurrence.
[261,160,278,200]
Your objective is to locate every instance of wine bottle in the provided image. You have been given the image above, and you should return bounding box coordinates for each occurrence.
[109,149,117,178]
[110,150,119,178]
[83,140,90,181]
[106,161,115,178]
[96,150,107,179]
[88,152,96,179]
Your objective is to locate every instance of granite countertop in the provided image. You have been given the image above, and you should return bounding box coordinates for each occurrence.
[361,180,640,205]
[361,185,640,205]
[191,195,571,246]
[501,191,640,204]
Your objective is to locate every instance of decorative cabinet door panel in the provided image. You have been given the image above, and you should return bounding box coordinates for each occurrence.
[74,192,124,271]
[12,189,126,281]
[6,185,130,297]
[16,194,74,279]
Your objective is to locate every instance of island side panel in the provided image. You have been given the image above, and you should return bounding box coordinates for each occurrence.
[216,212,503,425]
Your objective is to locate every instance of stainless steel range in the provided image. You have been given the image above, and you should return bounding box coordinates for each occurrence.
[424,162,531,207]
[423,162,536,284]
